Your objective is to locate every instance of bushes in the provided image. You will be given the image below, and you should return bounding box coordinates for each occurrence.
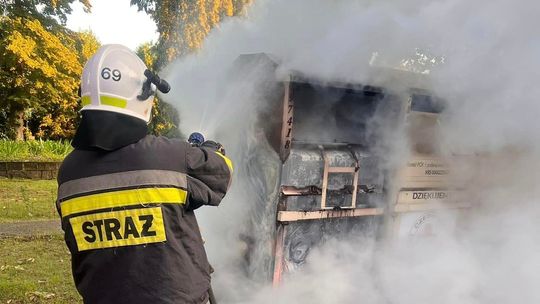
[0,140,72,161]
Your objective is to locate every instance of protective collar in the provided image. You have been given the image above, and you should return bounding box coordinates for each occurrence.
[72,111,148,151]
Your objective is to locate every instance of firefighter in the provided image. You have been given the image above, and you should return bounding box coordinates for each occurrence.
[56,44,233,304]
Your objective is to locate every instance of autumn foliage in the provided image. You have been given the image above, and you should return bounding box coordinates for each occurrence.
[0,0,251,140]
[131,0,251,69]
[0,0,99,140]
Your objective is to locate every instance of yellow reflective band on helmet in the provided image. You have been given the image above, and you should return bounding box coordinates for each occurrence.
[60,187,187,218]
[81,95,91,106]
[70,207,166,251]
[100,95,127,108]
[215,152,234,173]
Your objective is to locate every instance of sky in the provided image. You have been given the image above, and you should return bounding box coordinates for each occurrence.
[66,0,158,50]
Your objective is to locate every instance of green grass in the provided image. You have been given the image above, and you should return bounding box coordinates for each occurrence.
[0,235,81,303]
[0,179,58,223]
[0,140,72,161]
[0,180,79,303]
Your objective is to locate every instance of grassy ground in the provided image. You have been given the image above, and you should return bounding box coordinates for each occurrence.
[0,140,72,162]
[0,235,81,303]
[0,179,80,303]
[0,179,58,223]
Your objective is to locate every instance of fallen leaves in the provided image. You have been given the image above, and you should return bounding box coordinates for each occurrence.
[0,257,35,272]
[17,257,35,264]
[26,291,56,301]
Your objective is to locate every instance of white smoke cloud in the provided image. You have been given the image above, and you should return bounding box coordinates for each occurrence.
[161,0,540,303]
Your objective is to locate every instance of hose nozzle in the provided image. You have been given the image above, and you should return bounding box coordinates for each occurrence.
[188,132,205,147]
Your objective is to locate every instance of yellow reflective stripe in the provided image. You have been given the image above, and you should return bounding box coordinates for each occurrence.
[100,95,127,108]
[215,152,234,173]
[60,187,186,218]
[81,95,91,106]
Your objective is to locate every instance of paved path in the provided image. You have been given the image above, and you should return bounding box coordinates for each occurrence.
[0,219,61,237]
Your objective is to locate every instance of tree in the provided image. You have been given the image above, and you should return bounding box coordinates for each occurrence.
[77,30,101,62]
[0,0,97,140]
[0,16,100,139]
[131,0,251,70]
[136,41,157,69]
[0,0,91,26]
[36,29,101,139]
[399,48,445,75]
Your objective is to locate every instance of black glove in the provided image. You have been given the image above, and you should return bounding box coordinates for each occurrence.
[201,140,226,155]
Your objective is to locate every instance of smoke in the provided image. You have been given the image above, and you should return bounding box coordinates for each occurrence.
[161,0,540,303]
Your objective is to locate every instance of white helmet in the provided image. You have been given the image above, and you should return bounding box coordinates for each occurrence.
[80,44,155,123]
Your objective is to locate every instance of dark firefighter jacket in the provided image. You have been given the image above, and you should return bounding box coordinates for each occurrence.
[56,132,233,304]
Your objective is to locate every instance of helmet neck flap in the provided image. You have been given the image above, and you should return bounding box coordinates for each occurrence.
[72,110,147,151]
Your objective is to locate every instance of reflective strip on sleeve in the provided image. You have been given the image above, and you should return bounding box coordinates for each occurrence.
[60,187,187,218]
[58,170,188,202]
[215,152,234,173]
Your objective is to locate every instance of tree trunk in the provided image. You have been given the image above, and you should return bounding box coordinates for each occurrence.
[15,111,24,141]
